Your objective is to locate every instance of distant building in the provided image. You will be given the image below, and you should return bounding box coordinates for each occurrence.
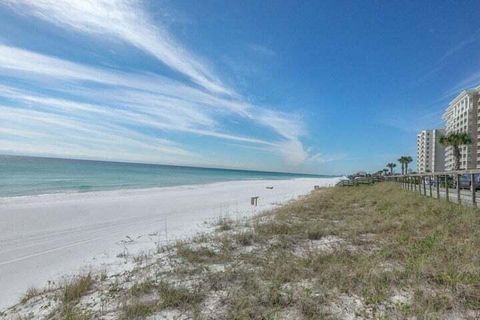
[442,86,480,170]
[416,129,445,173]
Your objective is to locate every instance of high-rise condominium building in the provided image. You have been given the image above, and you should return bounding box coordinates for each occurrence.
[442,86,480,170]
[416,129,445,173]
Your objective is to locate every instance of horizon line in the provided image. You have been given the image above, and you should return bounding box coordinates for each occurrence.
[0,153,338,177]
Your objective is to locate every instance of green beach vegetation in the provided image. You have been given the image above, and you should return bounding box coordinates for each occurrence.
[398,156,413,175]
[4,183,480,319]
[439,132,472,171]
[386,162,396,175]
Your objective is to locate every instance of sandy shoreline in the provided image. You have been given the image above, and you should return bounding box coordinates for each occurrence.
[0,177,341,310]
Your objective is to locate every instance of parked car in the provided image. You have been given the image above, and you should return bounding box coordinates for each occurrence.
[457,174,480,190]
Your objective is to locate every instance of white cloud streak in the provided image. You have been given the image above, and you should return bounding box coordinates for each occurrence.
[2,0,230,95]
[0,52,274,147]
[0,0,313,168]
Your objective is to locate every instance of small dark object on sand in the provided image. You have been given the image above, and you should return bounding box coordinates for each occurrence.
[266,186,274,189]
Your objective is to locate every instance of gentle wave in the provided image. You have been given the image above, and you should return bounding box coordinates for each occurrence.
[0,155,333,197]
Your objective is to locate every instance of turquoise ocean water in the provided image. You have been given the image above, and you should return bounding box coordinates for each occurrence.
[0,155,330,197]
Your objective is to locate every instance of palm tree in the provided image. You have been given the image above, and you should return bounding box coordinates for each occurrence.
[398,156,413,175]
[386,162,396,175]
[398,157,406,175]
[439,133,472,170]
[404,156,413,174]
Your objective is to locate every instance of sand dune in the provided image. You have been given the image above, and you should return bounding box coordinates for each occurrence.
[0,177,340,309]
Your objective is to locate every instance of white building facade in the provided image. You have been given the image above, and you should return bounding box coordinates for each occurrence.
[442,87,480,170]
[416,129,445,173]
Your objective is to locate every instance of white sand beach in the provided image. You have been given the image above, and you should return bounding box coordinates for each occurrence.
[0,177,340,310]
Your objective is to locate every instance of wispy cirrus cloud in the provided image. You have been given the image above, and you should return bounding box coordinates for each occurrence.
[248,44,276,58]
[0,103,196,164]
[0,45,274,146]
[413,28,480,87]
[2,0,230,95]
[308,152,347,164]
[0,0,314,168]
[438,29,480,64]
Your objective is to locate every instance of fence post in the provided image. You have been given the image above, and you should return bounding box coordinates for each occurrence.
[471,173,476,207]
[418,177,422,194]
[436,175,440,199]
[429,175,432,197]
[456,174,461,204]
[423,176,426,195]
[445,175,449,202]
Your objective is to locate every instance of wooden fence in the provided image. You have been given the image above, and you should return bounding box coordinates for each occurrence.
[386,170,480,207]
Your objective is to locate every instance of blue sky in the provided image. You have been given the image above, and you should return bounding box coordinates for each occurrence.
[0,1,480,175]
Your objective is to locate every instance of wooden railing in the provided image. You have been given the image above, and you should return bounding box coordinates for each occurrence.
[386,170,480,207]
[337,177,375,186]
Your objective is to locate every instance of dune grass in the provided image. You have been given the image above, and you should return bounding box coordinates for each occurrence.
[62,274,94,304]
[9,182,480,319]
[121,280,204,319]
[209,182,480,318]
